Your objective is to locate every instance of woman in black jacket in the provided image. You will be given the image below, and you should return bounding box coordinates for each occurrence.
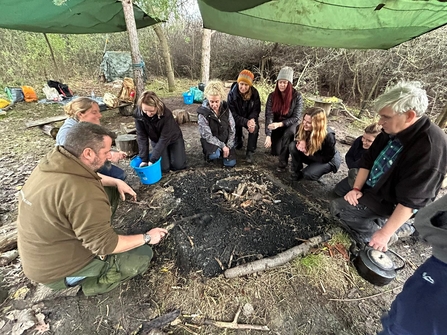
[264,66,303,171]
[227,69,261,163]
[289,107,341,181]
[134,91,186,172]
[197,80,236,167]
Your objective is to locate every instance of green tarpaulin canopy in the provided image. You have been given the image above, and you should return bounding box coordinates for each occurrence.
[198,0,447,49]
[0,0,159,34]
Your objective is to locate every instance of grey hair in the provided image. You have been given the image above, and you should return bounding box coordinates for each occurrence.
[374,81,428,117]
[63,122,116,158]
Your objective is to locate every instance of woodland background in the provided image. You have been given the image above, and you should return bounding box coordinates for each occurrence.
[1,2,447,118]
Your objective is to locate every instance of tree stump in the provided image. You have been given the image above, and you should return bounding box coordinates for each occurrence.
[172,109,190,124]
[115,134,138,157]
[119,104,134,116]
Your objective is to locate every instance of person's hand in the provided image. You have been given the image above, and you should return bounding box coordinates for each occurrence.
[268,122,282,130]
[264,136,272,148]
[369,229,392,252]
[297,140,307,153]
[115,179,137,201]
[110,151,127,163]
[222,146,230,158]
[139,162,148,167]
[247,119,256,133]
[147,227,169,245]
[344,189,362,206]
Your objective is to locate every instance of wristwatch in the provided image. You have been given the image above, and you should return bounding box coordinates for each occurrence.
[143,233,151,244]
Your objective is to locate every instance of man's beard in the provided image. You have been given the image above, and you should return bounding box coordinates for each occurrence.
[91,156,105,172]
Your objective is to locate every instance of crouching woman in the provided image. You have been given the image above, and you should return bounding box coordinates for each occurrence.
[289,107,341,181]
[134,91,187,172]
[197,80,236,167]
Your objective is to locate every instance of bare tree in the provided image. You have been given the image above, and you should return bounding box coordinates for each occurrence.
[201,28,214,84]
[122,0,145,96]
[153,24,176,91]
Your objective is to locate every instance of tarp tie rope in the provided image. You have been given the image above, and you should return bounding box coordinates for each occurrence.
[132,61,145,68]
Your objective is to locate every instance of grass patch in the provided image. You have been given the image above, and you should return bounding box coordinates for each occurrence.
[145,77,198,99]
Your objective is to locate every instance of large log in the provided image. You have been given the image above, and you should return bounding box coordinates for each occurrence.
[0,222,17,253]
[38,124,59,139]
[25,115,68,128]
[224,233,331,278]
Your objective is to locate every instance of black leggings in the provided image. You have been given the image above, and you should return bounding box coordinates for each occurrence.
[152,137,187,172]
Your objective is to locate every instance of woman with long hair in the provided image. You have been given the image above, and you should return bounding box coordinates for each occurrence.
[134,91,187,172]
[227,69,261,163]
[197,80,236,167]
[56,97,127,181]
[264,66,303,171]
[289,107,341,181]
[334,122,381,196]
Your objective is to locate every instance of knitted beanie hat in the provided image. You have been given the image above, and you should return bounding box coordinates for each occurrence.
[277,66,294,83]
[237,69,254,86]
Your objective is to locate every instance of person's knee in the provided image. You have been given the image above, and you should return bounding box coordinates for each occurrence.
[330,198,345,216]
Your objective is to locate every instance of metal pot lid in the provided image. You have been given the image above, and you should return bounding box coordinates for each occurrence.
[367,249,394,270]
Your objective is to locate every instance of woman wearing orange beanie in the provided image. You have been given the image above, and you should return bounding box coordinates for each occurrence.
[227,69,261,163]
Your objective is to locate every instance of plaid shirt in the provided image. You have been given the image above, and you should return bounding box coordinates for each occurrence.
[366,137,403,188]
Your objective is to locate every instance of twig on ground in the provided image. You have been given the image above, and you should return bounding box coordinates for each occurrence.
[328,285,403,302]
[203,306,270,331]
[228,246,236,268]
[177,223,194,248]
[214,257,225,271]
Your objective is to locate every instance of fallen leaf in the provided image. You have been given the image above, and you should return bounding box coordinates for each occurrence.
[12,287,29,300]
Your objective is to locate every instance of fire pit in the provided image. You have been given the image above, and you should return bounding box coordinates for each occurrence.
[151,168,329,277]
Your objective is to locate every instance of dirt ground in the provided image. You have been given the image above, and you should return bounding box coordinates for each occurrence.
[0,94,436,335]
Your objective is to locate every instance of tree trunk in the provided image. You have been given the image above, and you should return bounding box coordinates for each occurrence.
[201,28,213,84]
[153,24,176,92]
[122,0,145,97]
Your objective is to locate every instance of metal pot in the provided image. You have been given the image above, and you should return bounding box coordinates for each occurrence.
[350,244,405,286]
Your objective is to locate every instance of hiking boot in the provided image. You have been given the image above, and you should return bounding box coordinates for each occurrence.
[277,161,287,172]
[245,151,254,164]
[396,223,416,238]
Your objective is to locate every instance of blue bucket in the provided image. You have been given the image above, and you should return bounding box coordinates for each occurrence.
[130,156,162,185]
[182,92,193,105]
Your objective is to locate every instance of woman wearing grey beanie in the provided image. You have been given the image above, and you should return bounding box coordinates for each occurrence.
[264,66,303,171]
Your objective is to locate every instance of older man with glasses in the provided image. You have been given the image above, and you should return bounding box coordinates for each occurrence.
[330,81,447,252]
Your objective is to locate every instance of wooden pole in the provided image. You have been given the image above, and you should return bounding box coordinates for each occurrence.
[121,0,145,98]
[43,33,61,82]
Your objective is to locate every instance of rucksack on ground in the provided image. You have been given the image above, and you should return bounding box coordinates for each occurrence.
[47,80,73,99]
[118,77,136,103]
[4,87,24,103]
[21,86,38,102]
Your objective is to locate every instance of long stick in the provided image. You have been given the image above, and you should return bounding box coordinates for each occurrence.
[224,233,331,278]
[43,33,61,81]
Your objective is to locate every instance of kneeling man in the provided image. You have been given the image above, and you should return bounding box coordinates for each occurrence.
[18,122,167,296]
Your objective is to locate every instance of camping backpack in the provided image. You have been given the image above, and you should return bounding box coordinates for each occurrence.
[47,80,73,99]
[118,77,136,103]
[21,86,38,102]
[4,87,24,103]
